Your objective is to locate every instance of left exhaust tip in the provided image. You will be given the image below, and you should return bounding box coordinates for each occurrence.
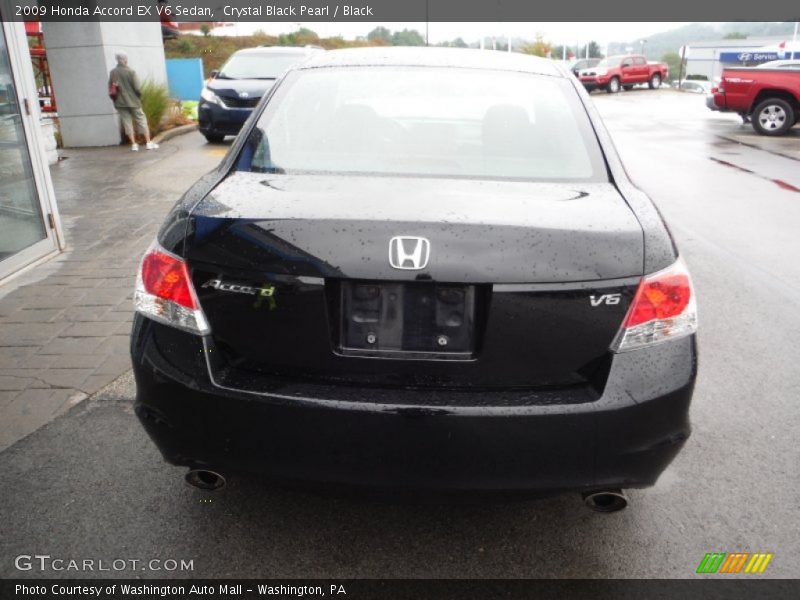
[582,489,628,513]
[185,469,226,491]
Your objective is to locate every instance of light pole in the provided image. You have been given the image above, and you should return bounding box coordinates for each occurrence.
[640,39,648,56]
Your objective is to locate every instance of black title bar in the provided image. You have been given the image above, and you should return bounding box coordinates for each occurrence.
[3,0,800,22]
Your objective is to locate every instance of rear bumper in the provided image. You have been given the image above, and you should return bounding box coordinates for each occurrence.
[198,100,252,137]
[706,95,722,111]
[131,317,696,492]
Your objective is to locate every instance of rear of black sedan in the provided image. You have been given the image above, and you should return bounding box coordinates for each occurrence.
[131,48,697,509]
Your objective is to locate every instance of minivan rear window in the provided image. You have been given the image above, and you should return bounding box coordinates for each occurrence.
[238,66,607,182]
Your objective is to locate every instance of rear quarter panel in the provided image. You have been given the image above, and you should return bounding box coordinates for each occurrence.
[720,68,800,113]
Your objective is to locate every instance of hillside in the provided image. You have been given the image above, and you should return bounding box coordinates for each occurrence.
[164,29,382,77]
[165,22,800,77]
[607,22,798,60]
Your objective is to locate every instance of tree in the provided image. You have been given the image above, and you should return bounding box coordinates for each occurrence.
[570,41,604,60]
[391,29,425,46]
[367,26,392,44]
[724,32,748,40]
[294,27,320,45]
[661,52,684,82]
[278,27,319,47]
[520,34,551,58]
[438,37,468,48]
[200,24,210,37]
[585,41,603,58]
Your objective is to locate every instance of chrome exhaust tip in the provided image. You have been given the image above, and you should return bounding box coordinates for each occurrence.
[185,469,226,491]
[582,489,628,513]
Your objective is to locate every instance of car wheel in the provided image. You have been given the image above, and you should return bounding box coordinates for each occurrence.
[752,98,795,136]
[606,77,621,94]
[204,133,225,144]
[649,74,662,89]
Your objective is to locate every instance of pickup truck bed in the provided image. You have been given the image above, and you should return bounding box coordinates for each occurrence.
[712,67,800,136]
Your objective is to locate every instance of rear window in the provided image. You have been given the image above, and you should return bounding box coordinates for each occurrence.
[237,66,607,182]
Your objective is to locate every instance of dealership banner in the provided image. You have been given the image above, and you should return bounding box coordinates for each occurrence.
[2,579,800,599]
[3,0,800,22]
[719,51,800,62]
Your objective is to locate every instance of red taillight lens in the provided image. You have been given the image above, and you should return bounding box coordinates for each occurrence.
[625,272,691,327]
[140,249,197,310]
[612,258,697,352]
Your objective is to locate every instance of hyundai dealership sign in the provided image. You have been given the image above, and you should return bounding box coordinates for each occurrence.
[719,51,780,62]
[719,41,799,63]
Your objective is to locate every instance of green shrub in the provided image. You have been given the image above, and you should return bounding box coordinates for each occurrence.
[140,80,171,135]
[181,100,198,121]
[176,38,197,54]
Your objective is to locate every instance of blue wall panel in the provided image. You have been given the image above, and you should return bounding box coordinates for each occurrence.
[166,58,204,101]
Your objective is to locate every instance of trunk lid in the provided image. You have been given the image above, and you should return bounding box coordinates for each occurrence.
[186,172,643,393]
[189,172,642,283]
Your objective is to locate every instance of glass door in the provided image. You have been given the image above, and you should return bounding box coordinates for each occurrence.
[0,20,61,281]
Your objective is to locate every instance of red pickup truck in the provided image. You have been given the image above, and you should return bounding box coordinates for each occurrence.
[579,54,669,93]
[711,66,800,136]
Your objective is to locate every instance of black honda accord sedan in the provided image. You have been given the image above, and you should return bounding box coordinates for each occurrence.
[132,48,697,510]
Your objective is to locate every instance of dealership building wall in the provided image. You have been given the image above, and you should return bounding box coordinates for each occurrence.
[42,22,167,147]
[684,37,798,81]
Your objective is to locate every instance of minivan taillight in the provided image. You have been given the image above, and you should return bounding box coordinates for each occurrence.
[612,258,697,352]
[134,241,210,334]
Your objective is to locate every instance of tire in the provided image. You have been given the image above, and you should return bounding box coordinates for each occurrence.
[203,133,225,144]
[752,98,795,136]
[606,77,620,94]
[649,73,662,89]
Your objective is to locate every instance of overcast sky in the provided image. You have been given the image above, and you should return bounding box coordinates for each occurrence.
[215,22,695,47]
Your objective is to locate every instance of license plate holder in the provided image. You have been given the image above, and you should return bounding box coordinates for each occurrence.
[339,281,476,359]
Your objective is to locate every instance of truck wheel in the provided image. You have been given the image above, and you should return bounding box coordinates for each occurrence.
[606,77,620,94]
[649,74,662,89]
[752,98,795,136]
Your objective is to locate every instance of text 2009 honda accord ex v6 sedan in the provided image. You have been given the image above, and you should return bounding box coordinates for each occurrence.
[131,48,697,512]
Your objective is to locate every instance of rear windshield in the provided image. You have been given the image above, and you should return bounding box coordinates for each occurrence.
[237,66,607,182]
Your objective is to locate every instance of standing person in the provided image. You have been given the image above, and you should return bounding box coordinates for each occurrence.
[109,52,158,151]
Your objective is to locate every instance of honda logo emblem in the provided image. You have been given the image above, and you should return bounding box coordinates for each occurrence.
[389,236,430,270]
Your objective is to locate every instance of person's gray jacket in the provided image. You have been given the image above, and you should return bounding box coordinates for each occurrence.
[109,65,142,109]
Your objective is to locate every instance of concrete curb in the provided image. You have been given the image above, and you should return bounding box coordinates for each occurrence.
[152,122,198,144]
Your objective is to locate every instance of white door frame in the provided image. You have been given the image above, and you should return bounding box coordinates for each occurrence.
[0,17,64,283]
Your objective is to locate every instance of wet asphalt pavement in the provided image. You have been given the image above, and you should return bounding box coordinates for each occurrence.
[1,89,799,579]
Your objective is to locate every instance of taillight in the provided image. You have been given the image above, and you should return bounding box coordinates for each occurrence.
[134,241,209,334]
[612,258,697,352]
